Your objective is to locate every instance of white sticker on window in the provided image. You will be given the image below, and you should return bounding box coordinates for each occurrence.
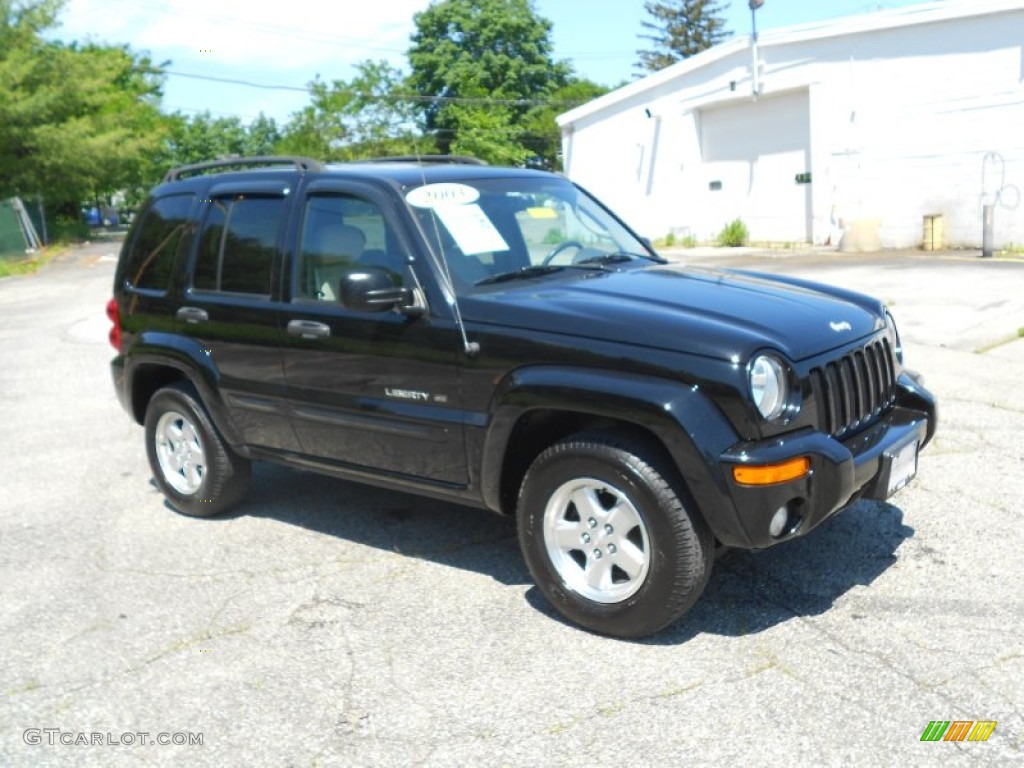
[406,183,480,209]
[433,203,510,255]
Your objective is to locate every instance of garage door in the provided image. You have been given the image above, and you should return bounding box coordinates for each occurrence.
[699,90,811,243]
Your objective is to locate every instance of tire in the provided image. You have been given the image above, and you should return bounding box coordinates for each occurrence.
[144,382,250,517]
[517,432,713,638]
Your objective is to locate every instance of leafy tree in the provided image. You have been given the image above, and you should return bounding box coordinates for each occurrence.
[277,60,434,161]
[407,0,571,164]
[163,112,248,167]
[637,0,729,73]
[520,78,609,170]
[1,0,167,216]
[159,111,282,169]
[245,113,282,156]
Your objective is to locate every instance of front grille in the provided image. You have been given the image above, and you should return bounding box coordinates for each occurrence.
[809,338,897,438]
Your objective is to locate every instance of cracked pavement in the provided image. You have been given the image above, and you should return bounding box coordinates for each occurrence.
[1,242,1021,766]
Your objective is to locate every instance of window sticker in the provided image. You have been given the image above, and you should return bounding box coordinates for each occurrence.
[406,183,480,209]
[433,203,510,255]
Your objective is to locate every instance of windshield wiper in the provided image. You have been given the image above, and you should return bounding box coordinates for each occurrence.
[475,263,607,286]
[576,251,663,266]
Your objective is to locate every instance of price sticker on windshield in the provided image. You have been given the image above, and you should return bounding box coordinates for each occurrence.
[406,183,480,209]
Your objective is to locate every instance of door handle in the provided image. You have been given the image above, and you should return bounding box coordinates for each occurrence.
[287,319,331,339]
[176,306,209,324]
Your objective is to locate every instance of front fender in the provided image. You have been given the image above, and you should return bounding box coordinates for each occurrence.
[479,365,750,546]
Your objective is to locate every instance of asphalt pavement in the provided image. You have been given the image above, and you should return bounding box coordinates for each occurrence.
[1,241,1021,766]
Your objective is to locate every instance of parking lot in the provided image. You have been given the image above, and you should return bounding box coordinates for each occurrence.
[1,241,1022,766]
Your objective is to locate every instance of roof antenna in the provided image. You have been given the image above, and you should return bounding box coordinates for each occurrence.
[412,148,480,358]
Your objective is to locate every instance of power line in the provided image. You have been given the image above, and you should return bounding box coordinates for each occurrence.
[166,70,310,93]
[160,69,595,107]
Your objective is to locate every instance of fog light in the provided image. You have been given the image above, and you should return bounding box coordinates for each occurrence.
[769,506,789,538]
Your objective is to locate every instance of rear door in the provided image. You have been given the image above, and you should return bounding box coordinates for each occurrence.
[177,179,300,452]
[279,180,468,486]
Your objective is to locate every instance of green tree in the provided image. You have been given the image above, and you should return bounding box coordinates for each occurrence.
[278,60,434,161]
[1,0,167,216]
[245,113,282,156]
[163,112,248,167]
[407,0,571,164]
[637,0,729,73]
[138,111,281,197]
[160,111,281,167]
[520,78,609,169]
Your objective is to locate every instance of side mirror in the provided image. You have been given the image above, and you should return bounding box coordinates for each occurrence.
[338,267,415,313]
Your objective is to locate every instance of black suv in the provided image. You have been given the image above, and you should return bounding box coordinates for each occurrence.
[108,156,936,637]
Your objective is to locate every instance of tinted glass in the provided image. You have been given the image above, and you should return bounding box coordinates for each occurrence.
[193,200,226,291]
[192,197,283,294]
[220,198,283,294]
[124,195,193,290]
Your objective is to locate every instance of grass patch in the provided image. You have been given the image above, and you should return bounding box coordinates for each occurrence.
[717,218,749,247]
[0,255,42,277]
[0,246,64,278]
[653,231,698,248]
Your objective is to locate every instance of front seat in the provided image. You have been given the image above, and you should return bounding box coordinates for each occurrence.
[305,224,366,301]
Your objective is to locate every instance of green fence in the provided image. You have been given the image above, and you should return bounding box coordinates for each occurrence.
[0,200,28,261]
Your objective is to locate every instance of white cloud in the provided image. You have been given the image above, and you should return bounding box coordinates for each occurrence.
[55,0,429,73]
[51,0,435,122]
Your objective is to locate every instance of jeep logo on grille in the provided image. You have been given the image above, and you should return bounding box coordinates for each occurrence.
[830,320,853,332]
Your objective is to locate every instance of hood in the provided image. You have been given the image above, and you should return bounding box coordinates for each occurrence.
[460,264,885,362]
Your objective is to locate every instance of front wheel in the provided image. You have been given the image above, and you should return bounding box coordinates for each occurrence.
[144,382,250,517]
[518,433,713,638]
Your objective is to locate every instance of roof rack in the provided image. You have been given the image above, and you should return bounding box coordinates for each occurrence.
[362,155,487,166]
[162,156,324,183]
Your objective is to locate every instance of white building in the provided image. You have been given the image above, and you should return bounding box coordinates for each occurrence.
[556,0,1024,250]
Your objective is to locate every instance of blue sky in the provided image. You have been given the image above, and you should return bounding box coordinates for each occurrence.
[51,0,935,125]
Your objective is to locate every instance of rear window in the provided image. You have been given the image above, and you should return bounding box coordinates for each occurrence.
[124,195,193,290]
[193,196,284,295]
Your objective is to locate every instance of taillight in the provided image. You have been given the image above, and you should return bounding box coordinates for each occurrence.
[106,297,123,352]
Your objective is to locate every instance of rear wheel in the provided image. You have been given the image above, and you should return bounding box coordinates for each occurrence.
[144,383,250,517]
[518,432,713,638]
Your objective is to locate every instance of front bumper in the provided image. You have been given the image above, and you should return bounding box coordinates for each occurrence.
[718,373,936,549]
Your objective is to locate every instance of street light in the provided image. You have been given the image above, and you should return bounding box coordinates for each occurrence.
[749,0,765,96]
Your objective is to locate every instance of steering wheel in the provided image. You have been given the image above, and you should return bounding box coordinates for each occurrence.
[542,240,585,265]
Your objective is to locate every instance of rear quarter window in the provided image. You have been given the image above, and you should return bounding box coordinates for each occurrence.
[123,195,194,290]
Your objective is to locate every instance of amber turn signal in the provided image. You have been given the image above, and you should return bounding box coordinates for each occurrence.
[733,457,811,486]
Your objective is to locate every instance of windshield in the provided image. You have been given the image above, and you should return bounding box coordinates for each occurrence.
[405,176,655,292]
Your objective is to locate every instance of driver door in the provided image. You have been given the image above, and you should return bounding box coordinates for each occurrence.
[279,182,468,486]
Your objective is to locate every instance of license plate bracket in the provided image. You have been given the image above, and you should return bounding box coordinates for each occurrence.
[884,439,919,498]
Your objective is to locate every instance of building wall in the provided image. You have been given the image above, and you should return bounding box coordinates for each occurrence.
[560,6,1024,249]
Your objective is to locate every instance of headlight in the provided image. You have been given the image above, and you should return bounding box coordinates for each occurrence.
[749,355,788,421]
[885,310,903,363]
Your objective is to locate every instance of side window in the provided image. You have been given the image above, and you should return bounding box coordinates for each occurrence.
[123,195,193,290]
[194,200,226,292]
[297,194,404,302]
[193,196,284,295]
